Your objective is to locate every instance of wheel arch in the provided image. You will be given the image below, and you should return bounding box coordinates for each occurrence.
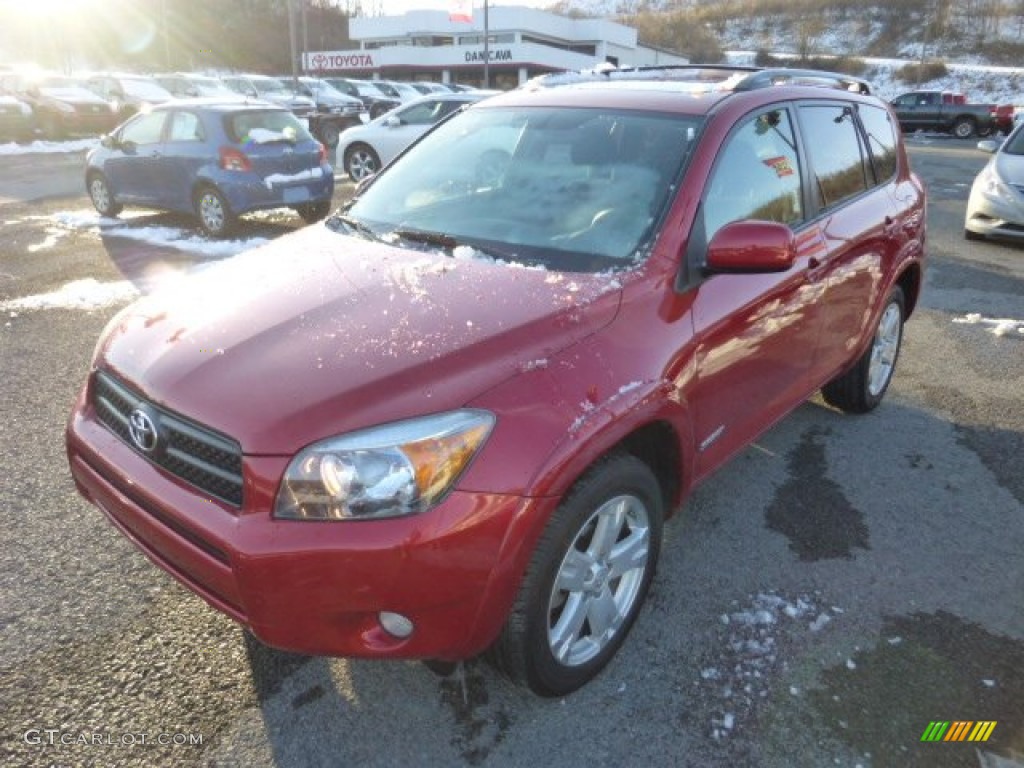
[896,262,923,320]
[459,407,692,658]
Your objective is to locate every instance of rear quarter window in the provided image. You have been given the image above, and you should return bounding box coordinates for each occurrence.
[858,104,899,183]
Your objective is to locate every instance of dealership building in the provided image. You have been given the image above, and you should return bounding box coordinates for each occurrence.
[304,6,689,90]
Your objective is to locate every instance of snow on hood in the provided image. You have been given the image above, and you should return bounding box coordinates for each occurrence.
[98,224,623,454]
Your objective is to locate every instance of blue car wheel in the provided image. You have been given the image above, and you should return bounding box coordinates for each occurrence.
[194,186,235,238]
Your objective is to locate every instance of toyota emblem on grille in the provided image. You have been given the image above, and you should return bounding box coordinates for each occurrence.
[128,408,159,453]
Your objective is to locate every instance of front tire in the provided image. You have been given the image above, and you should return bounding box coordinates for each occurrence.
[87,172,122,217]
[194,186,235,237]
[822,285,905,413]
[345,143,380,182]
[318,122,340,149]
[490,454,663,697]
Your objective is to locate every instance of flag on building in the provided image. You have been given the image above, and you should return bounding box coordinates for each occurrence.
[449,0,473,24]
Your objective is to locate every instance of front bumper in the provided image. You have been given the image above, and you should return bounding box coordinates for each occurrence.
[965,186,1024,241]
[66,388,546,660]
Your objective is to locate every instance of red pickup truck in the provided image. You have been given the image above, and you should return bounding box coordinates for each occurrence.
[891,90,1014,138]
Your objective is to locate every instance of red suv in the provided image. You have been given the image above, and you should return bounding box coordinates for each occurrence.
[66,66,926,696]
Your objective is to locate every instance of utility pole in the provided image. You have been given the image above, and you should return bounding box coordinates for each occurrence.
[288,0,299,87]
[483,0,489,89]
[916,1,931,88]
[301,0,309,76]
[163,0,171,69]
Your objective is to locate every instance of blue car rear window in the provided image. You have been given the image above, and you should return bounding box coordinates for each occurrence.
[227,110,313,145]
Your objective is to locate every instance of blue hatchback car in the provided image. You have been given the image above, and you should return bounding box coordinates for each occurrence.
[85,99,334,236]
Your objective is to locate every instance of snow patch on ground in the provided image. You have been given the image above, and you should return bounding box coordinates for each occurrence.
[27,210,270,259]
[0,138,98,156]
[699,591,839,741]
[1,278,138,313]
[953,312,1024,337]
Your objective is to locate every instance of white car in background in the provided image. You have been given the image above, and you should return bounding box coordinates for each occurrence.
[337,91,492,181]
[965,122,1024,242]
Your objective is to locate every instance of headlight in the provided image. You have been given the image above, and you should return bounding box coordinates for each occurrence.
[979,163,1016,204]
[274,409,495,521]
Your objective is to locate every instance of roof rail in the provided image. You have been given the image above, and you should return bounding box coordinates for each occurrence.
[525,64,872,96]
[733,68,872,95]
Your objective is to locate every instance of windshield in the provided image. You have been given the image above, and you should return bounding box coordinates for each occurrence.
[253,78,289,95]
[122,78,173,100]
[303,79,347,100]
[1003,126,1024,155]
[191,77,236,96]
[356,82,388,98]
[340,106,700,272]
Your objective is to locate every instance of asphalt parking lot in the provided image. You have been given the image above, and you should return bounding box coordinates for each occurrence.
[0,135,1021,768]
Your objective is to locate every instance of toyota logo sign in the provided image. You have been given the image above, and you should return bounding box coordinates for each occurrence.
[128,408,160,453]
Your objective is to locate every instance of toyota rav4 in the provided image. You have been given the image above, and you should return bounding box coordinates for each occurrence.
[66,66,926,697]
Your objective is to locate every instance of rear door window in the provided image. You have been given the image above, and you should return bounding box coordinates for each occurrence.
[797,104,870,209]
[167,111,204,143]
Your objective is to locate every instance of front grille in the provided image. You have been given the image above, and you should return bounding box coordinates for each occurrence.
[92,371,244,507]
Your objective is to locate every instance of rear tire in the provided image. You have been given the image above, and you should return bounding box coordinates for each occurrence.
[489,453,663,697]
[821,285,905,414]
[952,117,976,139]
[194,186,235,237]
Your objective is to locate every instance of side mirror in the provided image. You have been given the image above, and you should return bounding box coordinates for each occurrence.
[976,139,1000,154]
[384,115,401,128]
[100,134,117,149]
[704,220,796,274]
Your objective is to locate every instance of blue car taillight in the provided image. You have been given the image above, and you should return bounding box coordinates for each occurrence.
[219,146,252,172]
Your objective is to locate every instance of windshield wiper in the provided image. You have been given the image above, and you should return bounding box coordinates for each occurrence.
[390,228,526,263]
[328,214,381,241]
[391,228,458,249]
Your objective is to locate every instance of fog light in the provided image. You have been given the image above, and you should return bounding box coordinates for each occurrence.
[379,611,414,638]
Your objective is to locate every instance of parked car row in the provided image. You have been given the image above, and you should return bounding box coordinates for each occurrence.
[0,72,120,140]
[0,67,488,144]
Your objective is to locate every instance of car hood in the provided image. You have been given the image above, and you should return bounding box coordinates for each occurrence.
[98,225,622,454]
[40,87,109,106]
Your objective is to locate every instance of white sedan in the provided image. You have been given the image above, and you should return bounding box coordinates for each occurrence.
[965,122,1024,242]
[337,92,492,182]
